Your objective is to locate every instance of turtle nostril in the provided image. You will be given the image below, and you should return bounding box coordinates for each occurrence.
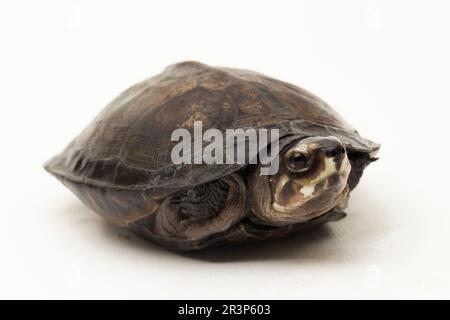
[326,147,345,158]
[327,149,338,157]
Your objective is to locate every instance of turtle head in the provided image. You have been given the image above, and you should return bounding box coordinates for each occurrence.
[250,136,351,226]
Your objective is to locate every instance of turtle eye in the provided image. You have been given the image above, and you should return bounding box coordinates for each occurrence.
[285,151,311,173]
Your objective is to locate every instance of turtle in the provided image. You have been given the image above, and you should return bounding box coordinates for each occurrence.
[45,61,380,251]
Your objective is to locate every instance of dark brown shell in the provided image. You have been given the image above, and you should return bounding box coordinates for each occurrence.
[46,61,379,193]
[45,61,381,250]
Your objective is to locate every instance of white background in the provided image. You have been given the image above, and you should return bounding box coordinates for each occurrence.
[1,0,449,299]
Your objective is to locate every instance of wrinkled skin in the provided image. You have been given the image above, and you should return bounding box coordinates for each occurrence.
[45,61,379,251]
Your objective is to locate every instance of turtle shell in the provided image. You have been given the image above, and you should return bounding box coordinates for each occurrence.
[46,61,379,194]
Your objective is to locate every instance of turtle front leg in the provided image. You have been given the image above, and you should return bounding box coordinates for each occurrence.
[145,173,247,250]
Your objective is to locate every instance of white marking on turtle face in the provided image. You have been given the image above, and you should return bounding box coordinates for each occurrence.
[272,154,349,213]
[307,157,338,186]
[300,184,315,197]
